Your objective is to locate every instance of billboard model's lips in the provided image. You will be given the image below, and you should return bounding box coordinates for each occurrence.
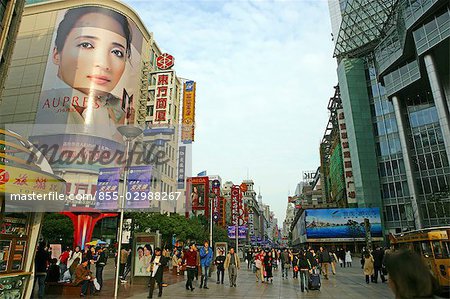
[87,75,111,85]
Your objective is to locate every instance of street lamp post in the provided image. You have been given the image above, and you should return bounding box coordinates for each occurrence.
[114,125,143,299]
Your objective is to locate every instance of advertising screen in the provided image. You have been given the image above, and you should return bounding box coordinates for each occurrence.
[305,208,383,242]
[30,5,144,172]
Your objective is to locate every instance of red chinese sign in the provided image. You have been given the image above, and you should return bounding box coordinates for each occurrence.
[231,185,240,225]
[156,53,175,70]
[152,72,172,125]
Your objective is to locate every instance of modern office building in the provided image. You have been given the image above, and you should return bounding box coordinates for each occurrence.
[329,0,450,234]
[0,0,26,97]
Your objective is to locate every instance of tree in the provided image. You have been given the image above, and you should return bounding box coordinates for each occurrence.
[213,224,228,243]
[41,213,74,247]
[127,212,209,248]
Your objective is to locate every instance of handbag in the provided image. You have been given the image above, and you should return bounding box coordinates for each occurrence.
[294,266,299,272]
[93,278,101,291]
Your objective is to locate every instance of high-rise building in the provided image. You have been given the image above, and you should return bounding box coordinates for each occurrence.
[0,0,26,96]
[329,0,450,234]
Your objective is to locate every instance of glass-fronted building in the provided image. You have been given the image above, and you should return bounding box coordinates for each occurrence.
[329,0,450,234]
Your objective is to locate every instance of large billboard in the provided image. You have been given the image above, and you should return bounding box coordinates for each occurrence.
[186,176,208,212]
[305,208,382,242]
[30,6,144,172]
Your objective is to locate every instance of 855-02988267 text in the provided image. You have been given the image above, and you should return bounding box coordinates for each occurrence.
[95,191,181,201]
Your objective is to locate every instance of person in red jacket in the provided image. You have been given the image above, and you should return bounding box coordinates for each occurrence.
[183,243,197,291]
[59,247,71,281]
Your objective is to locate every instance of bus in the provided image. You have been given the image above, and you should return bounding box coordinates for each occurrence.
[390,227,450,292]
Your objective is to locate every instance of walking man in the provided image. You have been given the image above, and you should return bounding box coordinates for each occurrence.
[95,247,107,291]
[224,247,240,287]
[298,250,311,292]
[318,247,331,280]
[280,248,290,279]
[199,241,213,289]
[372,246,386,283]
[214,249,226,284]
[183,243,197,291]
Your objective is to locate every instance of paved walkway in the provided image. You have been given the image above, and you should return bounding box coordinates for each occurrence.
[39,263,394,298]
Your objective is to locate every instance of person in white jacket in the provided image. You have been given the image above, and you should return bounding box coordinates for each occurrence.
[345,250,353,267]
[67,246,83,268]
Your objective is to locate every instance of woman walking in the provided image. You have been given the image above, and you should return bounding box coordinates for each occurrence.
[363,252,374,284]
[345,250,352,267]
[264,251,274,283]
[255,250,264,283]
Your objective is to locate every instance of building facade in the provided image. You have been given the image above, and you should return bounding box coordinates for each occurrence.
[0,0,187,251]
[0,0,26,97]
[329,0,450,234]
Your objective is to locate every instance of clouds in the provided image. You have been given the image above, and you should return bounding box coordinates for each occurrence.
[125,0,338,222]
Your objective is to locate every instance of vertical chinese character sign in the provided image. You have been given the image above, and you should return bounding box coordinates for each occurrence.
[211,179,220,222]
[182,81,196,143]
[337,108,356,204]
[153,73,172,126]
[177,146,186,189]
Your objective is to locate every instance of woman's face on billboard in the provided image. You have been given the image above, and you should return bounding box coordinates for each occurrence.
[53,12,127,96]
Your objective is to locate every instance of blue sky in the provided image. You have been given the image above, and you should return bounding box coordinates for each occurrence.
[124,0,338,223]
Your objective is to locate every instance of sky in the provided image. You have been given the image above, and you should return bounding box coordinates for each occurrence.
[124,0,338,223]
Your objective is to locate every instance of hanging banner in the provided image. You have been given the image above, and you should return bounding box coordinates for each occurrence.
[181,81,196,143]
[95,167,121,211]
[126,165,152,209]
[230,185,240,225]
[227,225,247,239]
[177,146,186,189]
[211,179,220,222]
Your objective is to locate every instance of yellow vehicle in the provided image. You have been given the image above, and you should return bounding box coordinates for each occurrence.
[390,227,450,292]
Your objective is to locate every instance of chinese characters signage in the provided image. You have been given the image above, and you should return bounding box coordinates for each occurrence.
[177,146,186,189]
[231,185,240,225]
[153,72,173,126]
[181,81,196,143]
[2,165,66,212]
[337,108,356,204]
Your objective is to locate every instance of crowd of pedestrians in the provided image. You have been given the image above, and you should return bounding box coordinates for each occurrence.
[33,241,445,299]
[33,241,109,298]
